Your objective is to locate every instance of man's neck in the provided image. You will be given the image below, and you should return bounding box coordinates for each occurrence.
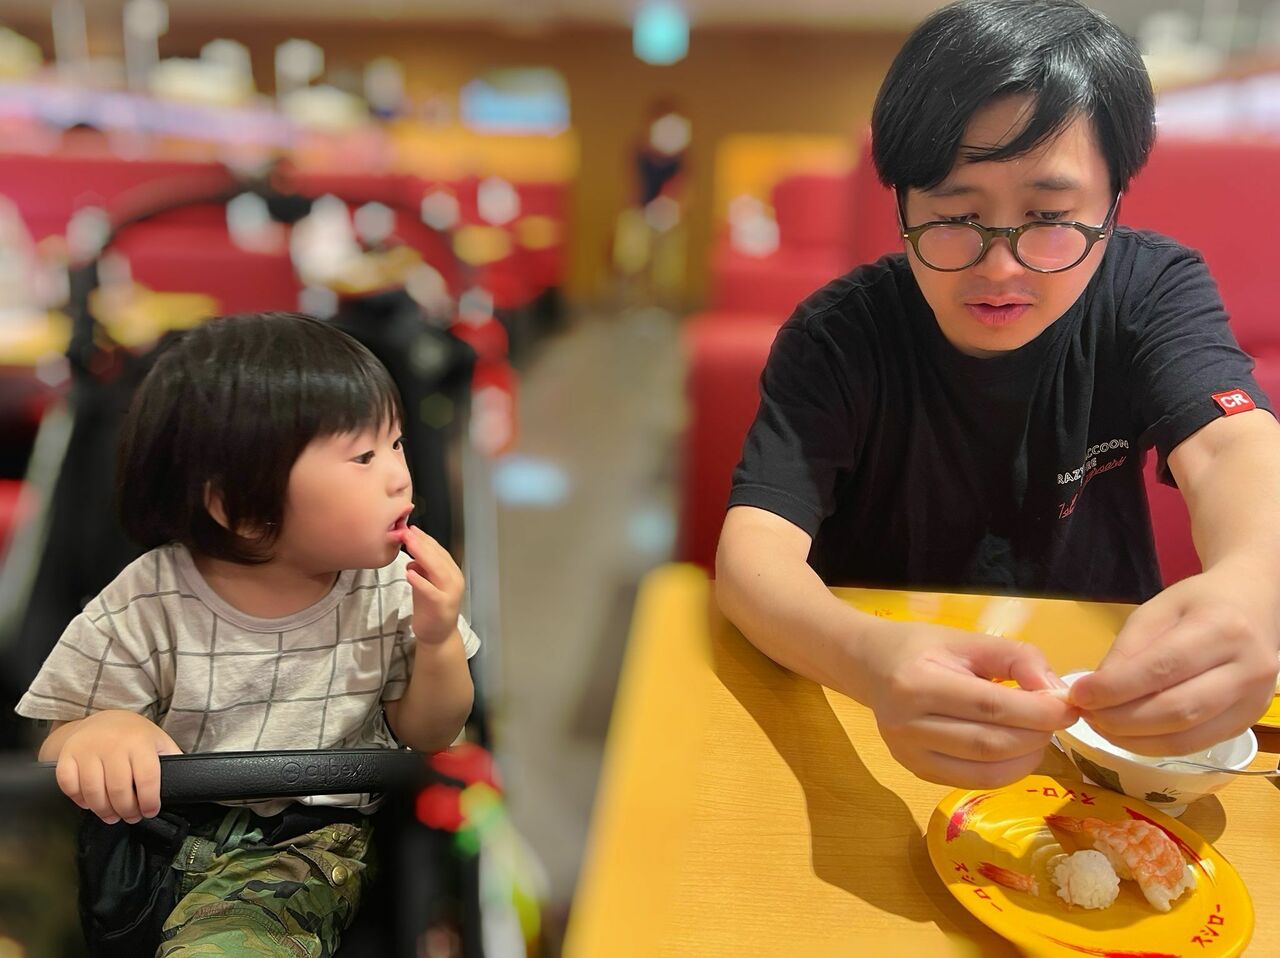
[191,552,338,620]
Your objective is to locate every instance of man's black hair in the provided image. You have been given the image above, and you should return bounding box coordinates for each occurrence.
[871,0,1155,195]
[118,311,404,564]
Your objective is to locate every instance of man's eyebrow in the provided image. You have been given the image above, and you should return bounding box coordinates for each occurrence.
[924,175,1085,198]
[924,183,981,199]
[1026,175,1084,191]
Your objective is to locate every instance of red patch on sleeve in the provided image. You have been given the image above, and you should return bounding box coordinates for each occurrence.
[1212,389,1256,416]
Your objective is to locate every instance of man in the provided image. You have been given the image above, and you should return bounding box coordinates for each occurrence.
[716,0,1280,789]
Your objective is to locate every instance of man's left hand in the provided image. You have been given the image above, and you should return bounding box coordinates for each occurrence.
[1067,560,1278,755]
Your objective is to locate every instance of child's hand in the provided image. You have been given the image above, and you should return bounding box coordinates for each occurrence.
[399,524,465,646]
[53,710,182,824]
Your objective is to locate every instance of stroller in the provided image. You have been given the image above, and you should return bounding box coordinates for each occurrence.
[0,166,521,956]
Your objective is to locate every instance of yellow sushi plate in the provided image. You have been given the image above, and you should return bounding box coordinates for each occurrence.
[1253,695,1280,731]
[927,774,1253,957]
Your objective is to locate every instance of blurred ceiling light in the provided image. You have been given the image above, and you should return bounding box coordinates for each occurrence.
[405,262,453,321]
[275,38,325,100]
[51,0,89,81]
[123,0,168,41]
[1139,10,1222,89]
[477,177,521,227]
[1262,1,1280,50]
[203,39,252,76]
[150,49,256,107]
[298,285,339,319]
[162,38,253,105]
[492,455,571,509]
[365,56,407,119]
[226,193,285,253]
[290,194,360,286]
[644,194,681,232]
[458,287,495,325]
[0,27,43,81]
[728,194,779,258]
[649,111,691,155]
[65,206,110,263]
[1199,0,1239,57]
[453,226,513,266]
[280,84,370,130]
[514,215,561,251]
[459,67,570,135]
[123,0,168,92]
[421,189,461,231]
[634,0,689,66]
[354,201,396,246]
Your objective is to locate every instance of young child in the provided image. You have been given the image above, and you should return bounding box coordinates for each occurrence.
[16,311,479,956]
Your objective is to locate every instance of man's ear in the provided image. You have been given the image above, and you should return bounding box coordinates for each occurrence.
[204,482,231,531]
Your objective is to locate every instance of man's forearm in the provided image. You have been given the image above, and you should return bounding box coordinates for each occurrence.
[715,529,888,705]
[1180,424,1280,580]
[389,632,475,752]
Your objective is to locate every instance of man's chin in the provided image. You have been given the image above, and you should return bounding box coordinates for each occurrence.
[942,316,1049,357]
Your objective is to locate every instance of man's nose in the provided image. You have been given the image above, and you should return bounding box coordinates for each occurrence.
[972,233,1025,281]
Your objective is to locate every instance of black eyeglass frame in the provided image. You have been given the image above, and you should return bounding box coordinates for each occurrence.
[897,192,1122,273]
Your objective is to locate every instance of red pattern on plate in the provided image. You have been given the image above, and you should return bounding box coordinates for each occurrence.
[1043,938,1179,958]
[946,791,997,842]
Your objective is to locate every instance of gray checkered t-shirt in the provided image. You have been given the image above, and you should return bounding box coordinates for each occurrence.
[16,543,480,815]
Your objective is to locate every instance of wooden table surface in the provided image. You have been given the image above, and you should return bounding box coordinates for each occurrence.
[564,563,1280,957]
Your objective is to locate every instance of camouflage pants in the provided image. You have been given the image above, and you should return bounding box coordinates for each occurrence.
[155,807,372,957]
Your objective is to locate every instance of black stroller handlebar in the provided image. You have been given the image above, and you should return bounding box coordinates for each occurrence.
[20,748,432,804]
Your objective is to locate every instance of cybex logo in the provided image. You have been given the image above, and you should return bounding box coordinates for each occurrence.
[280,759,367,785]
[1212,389,1255,416]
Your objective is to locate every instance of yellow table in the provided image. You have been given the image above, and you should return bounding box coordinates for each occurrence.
[564,564,1280,957]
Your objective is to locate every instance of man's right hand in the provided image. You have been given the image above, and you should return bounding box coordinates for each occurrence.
[48,710,182,823]
[859,621,1080,788]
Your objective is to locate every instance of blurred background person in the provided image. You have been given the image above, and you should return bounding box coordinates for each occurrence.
[612,97,691,306]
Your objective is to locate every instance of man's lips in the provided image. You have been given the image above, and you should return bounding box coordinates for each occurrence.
[963,295,1033,308]
[965,302,1031,327]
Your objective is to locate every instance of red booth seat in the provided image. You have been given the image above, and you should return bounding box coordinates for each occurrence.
[847,133,901,267]
[0,152,230,240]
[709,245,852,317]
[676,313,783,569]
[771,172,854,250]
[1122,138,1280,357]
[115,228,301,315]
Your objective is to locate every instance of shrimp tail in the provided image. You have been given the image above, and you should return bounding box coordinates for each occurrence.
[1044,814,1085,833]
[977,861,1039,896]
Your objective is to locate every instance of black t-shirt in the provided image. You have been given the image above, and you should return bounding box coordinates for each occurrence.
[729,228,1272,603]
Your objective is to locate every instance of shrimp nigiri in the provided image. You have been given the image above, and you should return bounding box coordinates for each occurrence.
[1044,815,1195,912]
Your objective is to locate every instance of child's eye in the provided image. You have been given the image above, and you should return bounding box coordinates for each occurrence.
[393,436,406,451]
[353,451,375,465]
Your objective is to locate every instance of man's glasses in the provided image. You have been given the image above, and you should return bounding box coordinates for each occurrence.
[898,193,1121,273]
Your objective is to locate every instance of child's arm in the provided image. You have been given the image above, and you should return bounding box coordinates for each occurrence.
[383,526,475,753]
[40,711,182,823]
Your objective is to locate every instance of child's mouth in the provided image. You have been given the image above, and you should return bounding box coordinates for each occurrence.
[389,513,411,533]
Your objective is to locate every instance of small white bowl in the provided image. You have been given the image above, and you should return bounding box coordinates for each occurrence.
[1054,671,1257,816]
